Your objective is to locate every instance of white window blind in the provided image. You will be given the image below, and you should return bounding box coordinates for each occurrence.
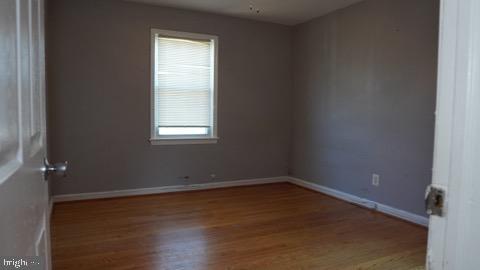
[153,33,215,137]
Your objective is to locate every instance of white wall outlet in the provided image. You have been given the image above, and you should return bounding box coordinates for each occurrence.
[372,174,380,186]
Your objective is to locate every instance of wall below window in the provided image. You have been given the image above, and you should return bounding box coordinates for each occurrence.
[290,0,439,217]
[47,0,292,195]
[48,0,439,220]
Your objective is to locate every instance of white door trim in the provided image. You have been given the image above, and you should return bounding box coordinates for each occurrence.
[427,0,480,269]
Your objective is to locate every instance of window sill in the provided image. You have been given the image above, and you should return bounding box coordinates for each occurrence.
[149,137,219,145]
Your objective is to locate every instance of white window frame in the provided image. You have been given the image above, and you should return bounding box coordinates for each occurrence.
[149,29,219,145]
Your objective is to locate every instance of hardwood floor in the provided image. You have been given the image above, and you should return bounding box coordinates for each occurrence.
[51,183,427,270]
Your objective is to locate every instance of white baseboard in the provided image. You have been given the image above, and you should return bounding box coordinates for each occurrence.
[288,177,429,227]
[51,175,428,227]
[52,176,287,203]
[288,177,378,209]
[375,203,429,227]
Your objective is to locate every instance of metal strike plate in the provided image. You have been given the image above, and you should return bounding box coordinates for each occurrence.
[425,185,445,217]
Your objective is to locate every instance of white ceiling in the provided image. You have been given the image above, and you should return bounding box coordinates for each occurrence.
[126,0,364,25]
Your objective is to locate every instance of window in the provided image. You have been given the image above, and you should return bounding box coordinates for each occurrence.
[150,29,218,145]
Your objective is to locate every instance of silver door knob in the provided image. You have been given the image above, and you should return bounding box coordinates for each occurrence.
[42,158,68,180]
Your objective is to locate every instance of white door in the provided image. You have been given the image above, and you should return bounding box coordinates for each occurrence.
[0,0,51,269]
[427,0,480,269]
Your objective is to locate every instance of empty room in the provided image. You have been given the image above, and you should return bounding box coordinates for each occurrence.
[2,0,480,269]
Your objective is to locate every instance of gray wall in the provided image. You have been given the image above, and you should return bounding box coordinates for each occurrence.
[48,0,439,218]
[47,0,292,195]
[290,0,439,216]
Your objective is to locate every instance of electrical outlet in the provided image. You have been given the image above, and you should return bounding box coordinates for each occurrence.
[372,174,380,186]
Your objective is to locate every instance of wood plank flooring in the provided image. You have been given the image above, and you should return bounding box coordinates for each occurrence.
[51,183,427,270]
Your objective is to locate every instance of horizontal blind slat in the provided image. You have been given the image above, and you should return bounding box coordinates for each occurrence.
[154,35,213,131]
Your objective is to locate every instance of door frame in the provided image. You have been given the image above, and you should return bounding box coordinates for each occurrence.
[427,0,480,269]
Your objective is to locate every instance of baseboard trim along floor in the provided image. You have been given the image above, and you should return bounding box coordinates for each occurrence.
[52,177,286,202]
[288,177,429,227]
[52,176,429,227]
